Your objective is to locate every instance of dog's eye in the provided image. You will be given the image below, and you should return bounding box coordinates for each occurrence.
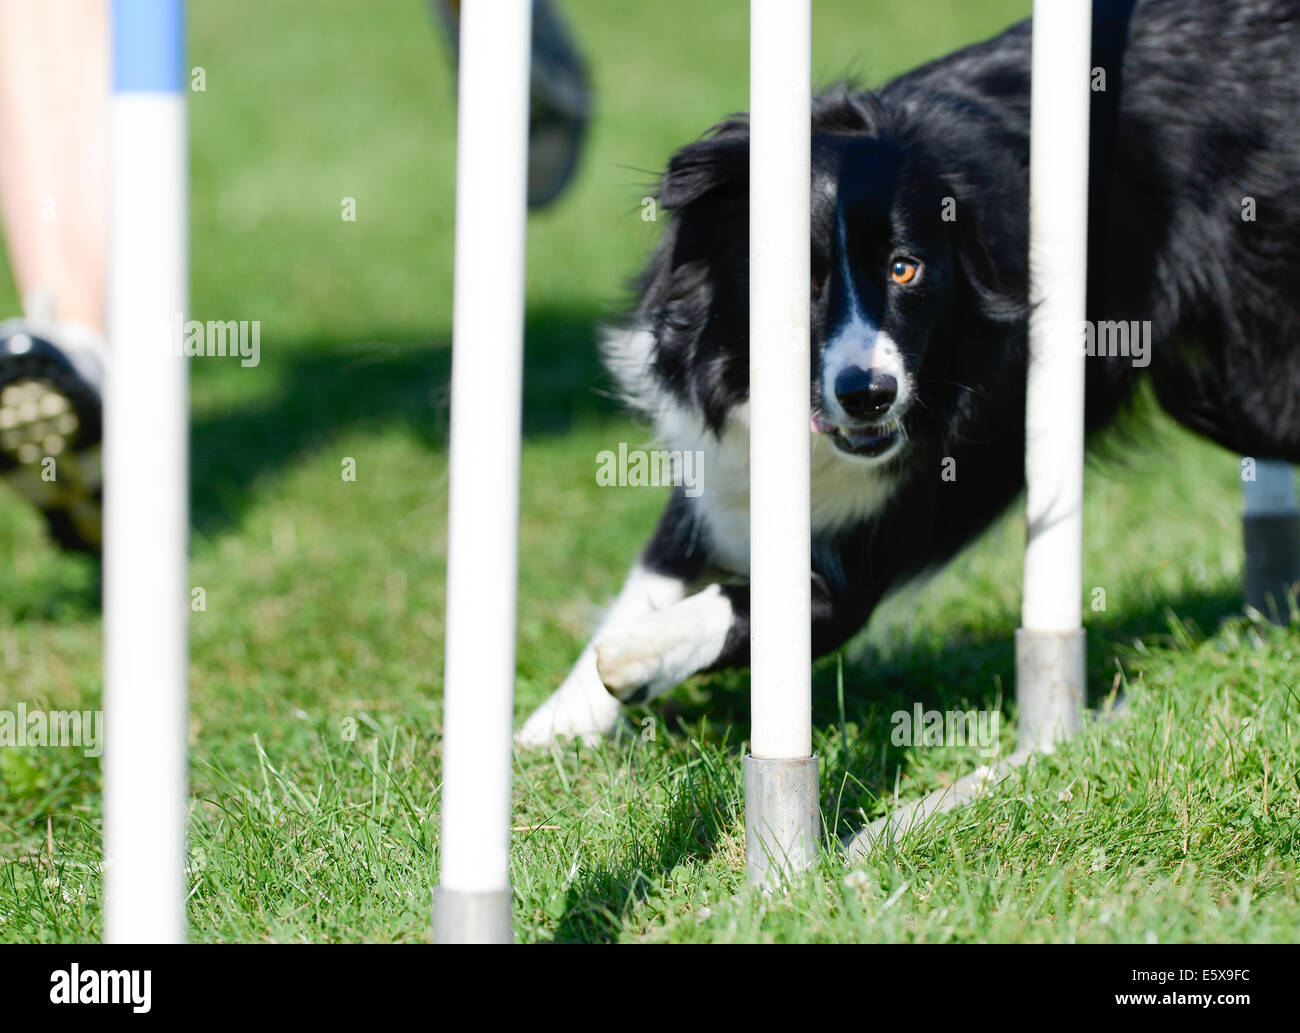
[889,258,919,285]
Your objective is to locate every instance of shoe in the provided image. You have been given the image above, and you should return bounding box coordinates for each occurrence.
[434,0,592,209]
[0,321,103,552]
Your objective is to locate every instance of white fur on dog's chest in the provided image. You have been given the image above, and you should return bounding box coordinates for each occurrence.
[658,400,898,574]
[605,327,899,571]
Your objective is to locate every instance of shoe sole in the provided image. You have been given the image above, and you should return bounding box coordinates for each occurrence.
[0,332,103,552]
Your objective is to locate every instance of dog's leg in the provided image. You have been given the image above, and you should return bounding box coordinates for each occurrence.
[593,582,734,702]
[597,573,872,704]
[516,563,689,745]
[517,491,707,747]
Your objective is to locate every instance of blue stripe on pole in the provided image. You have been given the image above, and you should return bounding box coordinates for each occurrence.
[112,0,186,93]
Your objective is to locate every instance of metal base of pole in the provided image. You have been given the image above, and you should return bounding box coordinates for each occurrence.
[1014,627,1086,754]
[432,886,513,944]
[744,755,820,888]
[1243,512,1300,623]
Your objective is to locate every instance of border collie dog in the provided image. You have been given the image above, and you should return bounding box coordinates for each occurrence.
[519,0,1300,746]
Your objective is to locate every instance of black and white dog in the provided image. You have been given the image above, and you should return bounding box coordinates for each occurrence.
[519,0,1300,746]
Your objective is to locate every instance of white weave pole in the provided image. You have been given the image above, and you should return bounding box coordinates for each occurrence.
[1242,459,1300,620]
[434,0,532,943]
[1017,0,1093,754]
[103,0,189,943]
[745,0,818,888]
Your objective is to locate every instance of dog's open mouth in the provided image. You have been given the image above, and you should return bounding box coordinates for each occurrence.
[811,413,901,458]
[830,422,900,457]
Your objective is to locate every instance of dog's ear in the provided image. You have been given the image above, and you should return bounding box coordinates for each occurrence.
[659,121,750,211]
[812,86,884,134]
[942,173,1028,325]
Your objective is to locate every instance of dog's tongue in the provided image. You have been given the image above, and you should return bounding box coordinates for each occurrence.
[811,412,834,434]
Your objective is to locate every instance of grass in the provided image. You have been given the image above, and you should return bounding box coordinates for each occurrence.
[1,0,1297,943]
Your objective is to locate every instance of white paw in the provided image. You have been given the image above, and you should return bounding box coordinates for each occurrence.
[516,646,624,748]
[594,630,669,698]
[593,585,733,704]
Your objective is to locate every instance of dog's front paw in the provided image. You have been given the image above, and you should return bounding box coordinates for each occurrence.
[516,646,625,748]
[594,630,665,703]
[593,585,733,705]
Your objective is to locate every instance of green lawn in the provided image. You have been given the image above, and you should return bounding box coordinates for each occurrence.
[1,0,1297,943]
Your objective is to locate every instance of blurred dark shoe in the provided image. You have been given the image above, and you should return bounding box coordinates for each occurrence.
[435,0,592,209]
[0,321,104,553]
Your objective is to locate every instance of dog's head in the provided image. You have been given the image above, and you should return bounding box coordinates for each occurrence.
[635,88,1027,469]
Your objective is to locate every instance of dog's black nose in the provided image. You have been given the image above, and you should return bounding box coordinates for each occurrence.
[834,367,897,420]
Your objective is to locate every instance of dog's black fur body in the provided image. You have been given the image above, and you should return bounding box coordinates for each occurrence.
[602,0,1300,695]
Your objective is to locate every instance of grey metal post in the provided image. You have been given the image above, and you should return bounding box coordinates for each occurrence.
[1242,459,1300,622]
